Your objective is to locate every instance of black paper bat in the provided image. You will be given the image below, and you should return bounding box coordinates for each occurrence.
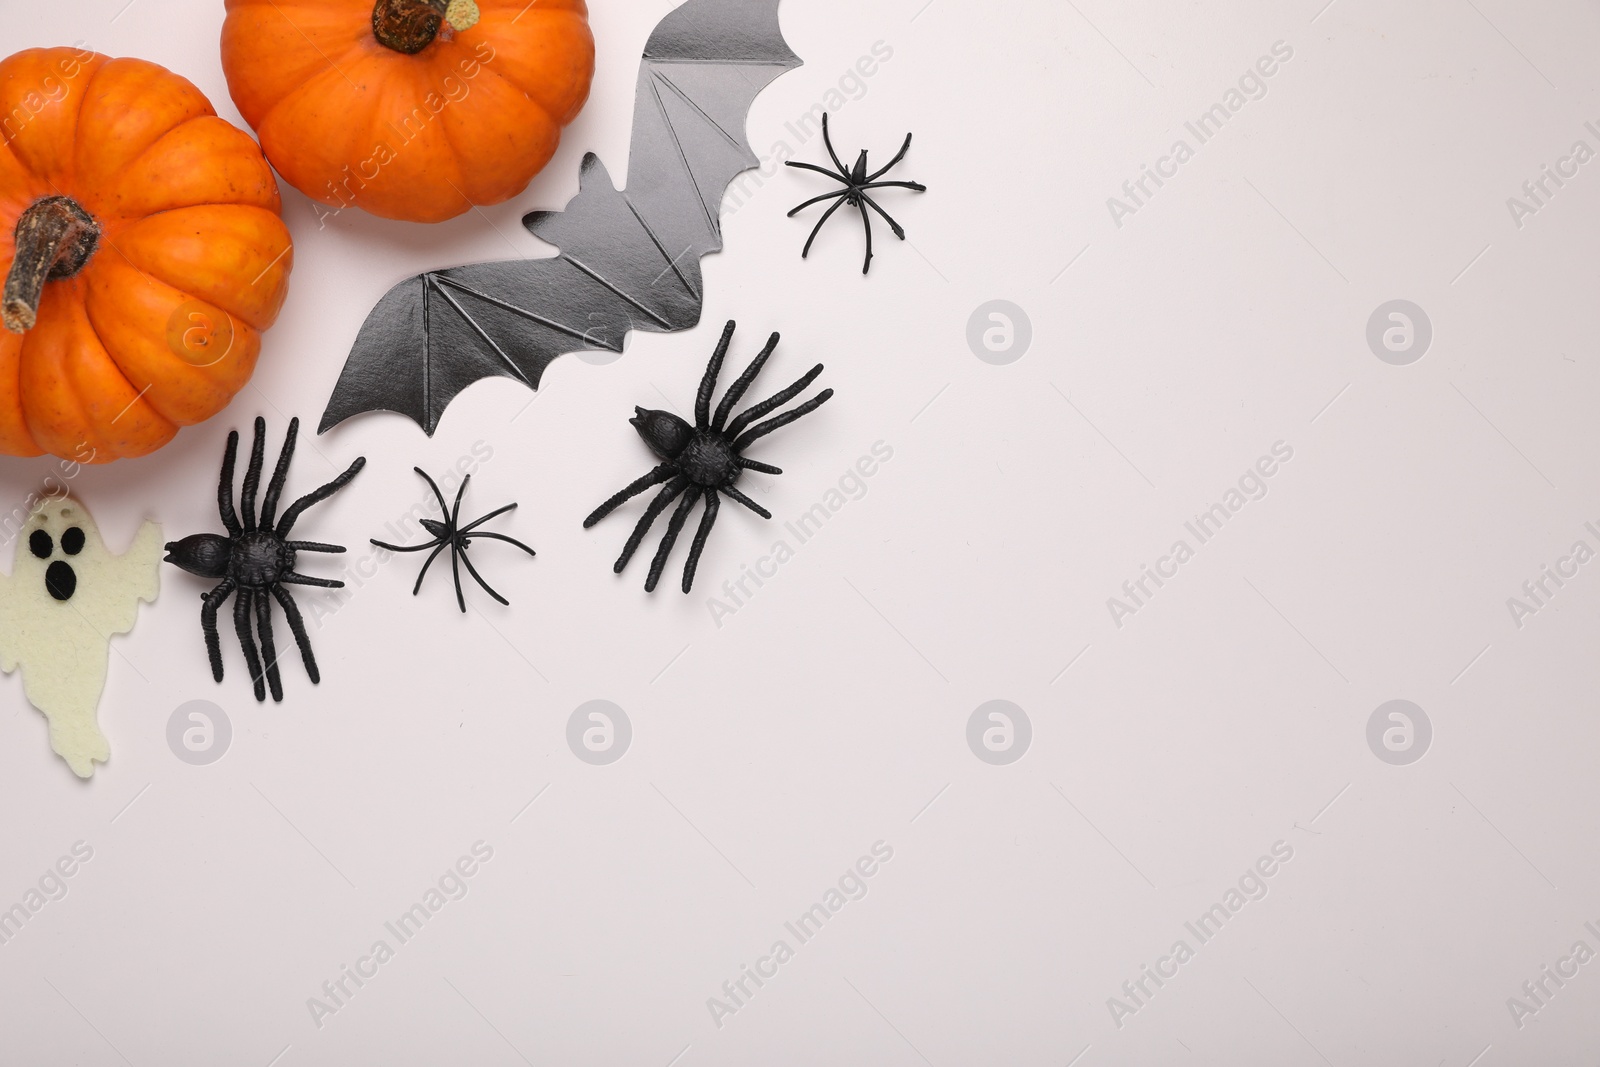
[318,0,802,436]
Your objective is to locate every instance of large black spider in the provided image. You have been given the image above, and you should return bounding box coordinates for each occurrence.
[786,112,926,274]
[370,468,536,612]
[584,320,833,593]
[164,417,365,703]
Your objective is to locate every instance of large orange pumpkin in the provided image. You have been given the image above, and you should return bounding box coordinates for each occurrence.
[0,47,292,463]
[220,0,595,224]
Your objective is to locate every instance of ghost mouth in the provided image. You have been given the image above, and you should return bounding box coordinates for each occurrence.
[45,560,76,602]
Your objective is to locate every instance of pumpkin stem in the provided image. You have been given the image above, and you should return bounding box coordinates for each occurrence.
[2,196,101,335]
[372,0,449,54]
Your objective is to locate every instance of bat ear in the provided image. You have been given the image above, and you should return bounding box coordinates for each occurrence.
[523,153,612,236]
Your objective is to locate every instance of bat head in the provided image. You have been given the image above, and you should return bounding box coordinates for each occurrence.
[631,407,694,460]
[16,495,107,603]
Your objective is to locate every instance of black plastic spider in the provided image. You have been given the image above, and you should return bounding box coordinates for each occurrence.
[164,417,365,703]
[584,320,833,593]
[785,112,926,274]
[370,468,536,612]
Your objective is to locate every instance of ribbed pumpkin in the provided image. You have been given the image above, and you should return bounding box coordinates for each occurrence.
[0,47,291,463]
[220,0,595,223]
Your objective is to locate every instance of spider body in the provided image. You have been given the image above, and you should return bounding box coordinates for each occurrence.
[654,422,740,487]
[785,112,926,274]
[585,320,833,593]
[371,468,536,613]
[185,529,291,587]
[164,417,365,703]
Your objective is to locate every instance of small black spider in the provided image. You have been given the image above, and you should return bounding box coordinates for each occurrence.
[584,320,833,593]
[370,468,536,612]
[164,417,365,703]
[785,112,926,274]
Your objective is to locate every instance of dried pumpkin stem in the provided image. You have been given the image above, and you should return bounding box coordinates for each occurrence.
[372,0,449,54]
[2,196,101,335]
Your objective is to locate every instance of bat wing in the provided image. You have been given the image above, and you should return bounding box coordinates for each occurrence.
[617,0,802,271]
[319,0,801,436]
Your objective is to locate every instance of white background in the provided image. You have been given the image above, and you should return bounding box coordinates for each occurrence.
[4,0,1600,1063]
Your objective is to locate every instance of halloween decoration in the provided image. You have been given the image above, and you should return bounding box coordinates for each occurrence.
[318,0,802,436]
[0,496,161,777]
[0,47,293,462]
[220,0,595,224]
[786,113,925,274]
[584,321,832,593]
[371,468,536,611]
[164,418,365,703]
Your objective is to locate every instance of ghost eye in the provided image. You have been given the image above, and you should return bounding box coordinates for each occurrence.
[28,531,52,559]
[61,528,84,555]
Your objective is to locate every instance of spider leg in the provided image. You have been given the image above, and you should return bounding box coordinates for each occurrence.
[615,476,687,573]
[458,544,509,607]
[865,132,914,182]
[860,180,927,193]
[861,193,907,240]
[200,578,236,682]
[820,112,848,175]
[281,572,345,589]
[695,320,737,430]
[800,195,850,260]
[732,389,836,452]
[275,456,367,537]
[255,589,284,703]
[259,417,299,528]
[217,429,242,535]
[681,491,720,593]
[447,479,471,611]
[370,537,446,553]
[412,467,455,534]
[285,541,345,553]
[464,532,538,558]
[584,464,675,527]
[412,541,451,595]
[857,199,874,274]
[720,484,772,520]
[725,364,825,438]
[240,416,267,529]
[449,537,466,612]
[739,458,783,475]
[713,332,780,430]
[234,590,266,703]
[458,503,517,536]
[270,585,320,684]
[784,160,852,185]
[646,487,700,593]
[787,189,850,217]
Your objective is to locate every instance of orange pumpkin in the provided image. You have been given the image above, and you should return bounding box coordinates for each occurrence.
[0,47,292,463]
[220,0,595,224]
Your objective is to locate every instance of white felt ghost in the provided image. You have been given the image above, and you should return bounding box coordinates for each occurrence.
[0,496,161,777]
